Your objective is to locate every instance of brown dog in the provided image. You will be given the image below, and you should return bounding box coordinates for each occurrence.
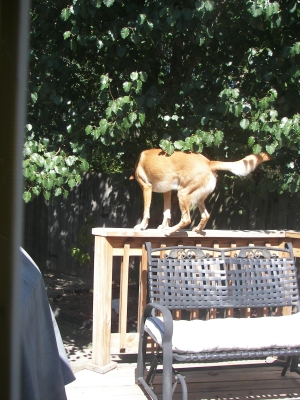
[132,149,270,235]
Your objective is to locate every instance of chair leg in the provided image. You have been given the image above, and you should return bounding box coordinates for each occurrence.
[146,355,159,386]
[136,331,147,381]
[137,350,159,400]
[281,356,300,376]
[290,355,300,375]
[173,369,188,400]
[136,322,160,399]
[281,356,292,376]
[162,343,173,400]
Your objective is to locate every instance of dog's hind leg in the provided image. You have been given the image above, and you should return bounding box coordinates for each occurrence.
[134,183,152,230]
[192,199,210,233]
[164,191,191,235]
[157,191,171,229]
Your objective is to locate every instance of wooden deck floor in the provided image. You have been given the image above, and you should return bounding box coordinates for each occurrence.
[65,358,300,400]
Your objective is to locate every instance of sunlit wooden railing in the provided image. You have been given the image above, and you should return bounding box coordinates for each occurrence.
[90,228,300,373]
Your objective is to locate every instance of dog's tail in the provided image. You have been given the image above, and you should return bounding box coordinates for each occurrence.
[209,152,271,177]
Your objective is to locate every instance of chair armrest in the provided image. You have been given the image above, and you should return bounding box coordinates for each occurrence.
[142,302,174,343]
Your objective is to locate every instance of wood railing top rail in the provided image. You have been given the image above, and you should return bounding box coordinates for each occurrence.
[92,228,300,238]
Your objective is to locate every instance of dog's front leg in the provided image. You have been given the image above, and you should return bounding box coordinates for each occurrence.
[157,191,171,229]
[134,184,152,230]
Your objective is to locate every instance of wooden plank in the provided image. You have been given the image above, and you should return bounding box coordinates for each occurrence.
[208,242,220,320]
[112,248,143,256]
[65,365,149,399]
[171,387,300,400]
[282,306,292,316]
[241,243,254,318]
[119,244,130,351]
[137,244,147,332]
[257,242,273,318]
[66,386,147,397]
[68,366,138,386]
[159,365,292,383]
[257,306,268,317]
[92,236,113,367]
[159,243,167,257]
[225,243,237,318]
[154,376,298,391]
[110,333,139,354]
[150,364,300,400]
[286,230,300,239]
[92,228,288,238]
[289,237,300,257]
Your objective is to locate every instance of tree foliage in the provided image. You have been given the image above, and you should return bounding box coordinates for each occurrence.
[25,0,300,201]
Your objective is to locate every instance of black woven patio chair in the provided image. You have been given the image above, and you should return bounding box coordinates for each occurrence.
[136,242,300,400]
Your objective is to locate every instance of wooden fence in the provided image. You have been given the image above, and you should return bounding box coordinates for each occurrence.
[23,172,300,278]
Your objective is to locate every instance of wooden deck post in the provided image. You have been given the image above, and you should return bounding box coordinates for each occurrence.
[91,235,116,373]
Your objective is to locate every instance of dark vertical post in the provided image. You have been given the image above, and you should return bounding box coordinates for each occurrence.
[0,0,30,398]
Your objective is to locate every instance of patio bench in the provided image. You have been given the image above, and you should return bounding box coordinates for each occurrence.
[136,242,300,400]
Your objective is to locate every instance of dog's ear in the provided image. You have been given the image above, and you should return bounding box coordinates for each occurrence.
[129,173,135,180]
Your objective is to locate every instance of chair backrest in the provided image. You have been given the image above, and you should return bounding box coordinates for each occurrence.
[145,242,299,310]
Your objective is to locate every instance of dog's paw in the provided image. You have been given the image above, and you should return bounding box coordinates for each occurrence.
[163,227,177,236]
[157,224,169,230]
[134,224,145,231]
[192,226,206,235]
[157,220,170,230]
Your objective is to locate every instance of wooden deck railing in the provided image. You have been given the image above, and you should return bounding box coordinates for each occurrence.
[90,228,300,373]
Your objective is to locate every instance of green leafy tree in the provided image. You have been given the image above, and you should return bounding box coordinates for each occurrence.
[25,0,300,202]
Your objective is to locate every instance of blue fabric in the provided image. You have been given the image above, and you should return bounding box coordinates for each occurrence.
[20,248,75,400]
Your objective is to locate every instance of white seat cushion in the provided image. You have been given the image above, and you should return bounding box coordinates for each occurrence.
[144,312,300,353]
